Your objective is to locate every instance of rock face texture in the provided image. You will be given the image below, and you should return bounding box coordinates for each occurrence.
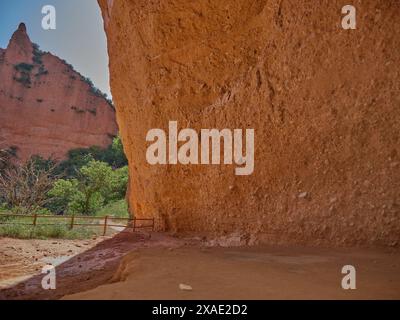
[0,23,118,161]
[98,0,400,246]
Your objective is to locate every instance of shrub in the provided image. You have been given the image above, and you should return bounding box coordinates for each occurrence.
[35,66,48,77]
[48,160,127,215]
[30,155,57,172]
[109,136,127,167]
[0,158,57,213]
[14,63,34,72]
[69,190,104,215]
[108,166,129,201]
[26,138,128,215]
[56,56,113,108]
[80,76,114,109]
[55,151,93,178]
[55,137,128,178]
[32,43,45,65]
[47,179,76,214]
[14,73,31,87]
[32,55,42,65]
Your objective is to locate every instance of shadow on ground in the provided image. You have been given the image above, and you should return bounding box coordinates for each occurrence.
[2,232,400,300]
[0,231,152,300]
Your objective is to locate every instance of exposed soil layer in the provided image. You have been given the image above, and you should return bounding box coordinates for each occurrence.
[98,0,400,246]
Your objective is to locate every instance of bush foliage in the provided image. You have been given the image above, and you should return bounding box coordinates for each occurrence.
[1,137,129,220]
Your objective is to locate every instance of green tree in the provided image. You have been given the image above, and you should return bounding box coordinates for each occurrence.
[109,136,128,168]
[107,166,129,202]
[55,136,127,178]
[47,179,77,214]
[55,150,94,178]
[48,160,128,215]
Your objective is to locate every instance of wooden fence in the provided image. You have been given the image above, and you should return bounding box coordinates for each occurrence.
[0,213,154,236]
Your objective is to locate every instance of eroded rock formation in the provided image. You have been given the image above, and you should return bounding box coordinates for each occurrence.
[99,0,400,246]
[0,23,118,161]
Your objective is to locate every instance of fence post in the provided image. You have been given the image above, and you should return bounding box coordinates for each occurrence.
[103,215,109,236]
[70,215,75,230]
[33,214,37,227]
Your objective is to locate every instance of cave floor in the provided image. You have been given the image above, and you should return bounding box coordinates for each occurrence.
[0,233,399,300]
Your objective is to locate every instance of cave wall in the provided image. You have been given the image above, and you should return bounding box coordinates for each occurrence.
[98,0,400,246]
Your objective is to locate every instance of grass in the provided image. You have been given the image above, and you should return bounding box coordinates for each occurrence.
[0,216,98,240]
[0,223,96,240]
[95,199,130,219]
[0,199,130,240]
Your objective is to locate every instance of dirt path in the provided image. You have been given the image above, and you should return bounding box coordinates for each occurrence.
[0,232,180,300]
[1,233,399,300]
[0,236,104,289]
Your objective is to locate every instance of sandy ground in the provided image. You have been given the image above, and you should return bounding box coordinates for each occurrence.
[1,233,399,300]
[65,245,400,300]
[0,231,174,300]
[0,236,104,291]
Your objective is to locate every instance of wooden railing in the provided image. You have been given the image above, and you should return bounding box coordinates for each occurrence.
[0,213,155,236]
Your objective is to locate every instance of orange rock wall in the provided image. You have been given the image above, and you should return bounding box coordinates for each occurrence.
[99,0,400,246]
[0,24,118,161]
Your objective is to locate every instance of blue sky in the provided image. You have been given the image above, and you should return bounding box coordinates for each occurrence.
[0,0,111,97]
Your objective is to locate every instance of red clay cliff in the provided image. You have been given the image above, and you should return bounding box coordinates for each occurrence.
[0,23,118,161]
